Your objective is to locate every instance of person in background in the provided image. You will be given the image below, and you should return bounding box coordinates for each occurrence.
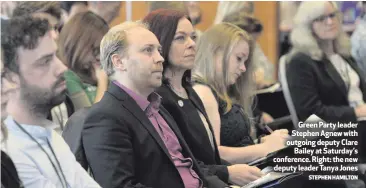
[351,1,366,76]
[88,1,121,24]
[60,1,88,24]
[279,1,301,32]
[144,9,264,186]
[1,17,22,188]
[82,21,228,188]
[58,11,109,112]
[0,1,17,18]
[278,2,302,56]
[192,23,288,165]
[214,1,254,24]
[287,1,366,165]
[148,1,186,12]
[12,1,63,39]
[184,1,202,27]
[2,15,100,188]
[148,1,202,26]
[148,1,203,37]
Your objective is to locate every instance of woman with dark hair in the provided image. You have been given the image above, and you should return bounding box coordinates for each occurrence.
[58,11,109,111]
[143,9,263,186]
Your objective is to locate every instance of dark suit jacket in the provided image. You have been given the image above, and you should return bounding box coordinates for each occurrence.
[156,84,229,183]
[82,83,227,188]
[287,52,366,123]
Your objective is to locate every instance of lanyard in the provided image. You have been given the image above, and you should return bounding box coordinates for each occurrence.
[13,120,68,188]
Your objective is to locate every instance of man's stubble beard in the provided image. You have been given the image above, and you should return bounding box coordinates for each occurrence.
[19,79,66,116]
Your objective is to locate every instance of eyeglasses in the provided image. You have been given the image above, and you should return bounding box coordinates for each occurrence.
[313,11,340,23]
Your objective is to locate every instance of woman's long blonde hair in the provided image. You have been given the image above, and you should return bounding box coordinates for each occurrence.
[192,23,255,116]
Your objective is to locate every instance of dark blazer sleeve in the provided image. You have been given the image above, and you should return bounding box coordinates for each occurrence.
[287,53,357,123]
[82,110,151,188]
[195,161,229,184]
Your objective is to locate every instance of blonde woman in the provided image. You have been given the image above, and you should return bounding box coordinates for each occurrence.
[287,1,366,162]
[288,1,366,123]
[192,23,288,164]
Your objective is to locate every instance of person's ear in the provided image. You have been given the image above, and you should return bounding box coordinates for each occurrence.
[111,54,126,71]
[5,71,20,90]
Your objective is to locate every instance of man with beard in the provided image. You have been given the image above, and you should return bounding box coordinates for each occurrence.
[1,16,100,188]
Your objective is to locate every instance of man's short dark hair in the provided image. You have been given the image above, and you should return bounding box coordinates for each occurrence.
[61,1,88,14]
[12,1,62,20]
[1,16,50,75]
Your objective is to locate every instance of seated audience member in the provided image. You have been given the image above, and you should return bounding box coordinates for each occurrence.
[148,1,186,12]
[222,12,276,89]
[60,1,89,24]
[88,1,121,24]
[82,21,227,188]
[287,1,366,123]
[192,23,289,164]
[144,9,263,186]
[1,25,21,187]
[184,1,202,27]
[351,1,366,76]
[222,12,276,126]
[287,1,366,162]
[214,1,254,24]
[12,2,69,128]
[1,16,100,188]
[58,11,109,111]
[0,1,17,18]
[147,1,203,37]
[148,1,202,28]
[12,1,63,39]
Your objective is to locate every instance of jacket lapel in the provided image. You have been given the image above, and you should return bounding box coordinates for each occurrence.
[322,56,349,100]
[107,84,173,164]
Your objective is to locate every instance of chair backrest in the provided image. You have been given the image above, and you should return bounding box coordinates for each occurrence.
[62,107,90,170]
[278,55,299,128]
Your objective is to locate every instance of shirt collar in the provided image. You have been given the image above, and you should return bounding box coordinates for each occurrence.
[113,81,162,111]
[4,116,57,140]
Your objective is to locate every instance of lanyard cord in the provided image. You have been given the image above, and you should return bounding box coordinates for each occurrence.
[13,120,68,188]
[46,139,68,187]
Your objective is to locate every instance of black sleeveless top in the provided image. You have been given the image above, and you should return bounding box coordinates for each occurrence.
[195,82,254,147]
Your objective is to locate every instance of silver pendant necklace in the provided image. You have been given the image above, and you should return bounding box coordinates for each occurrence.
[169,85,187,107]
